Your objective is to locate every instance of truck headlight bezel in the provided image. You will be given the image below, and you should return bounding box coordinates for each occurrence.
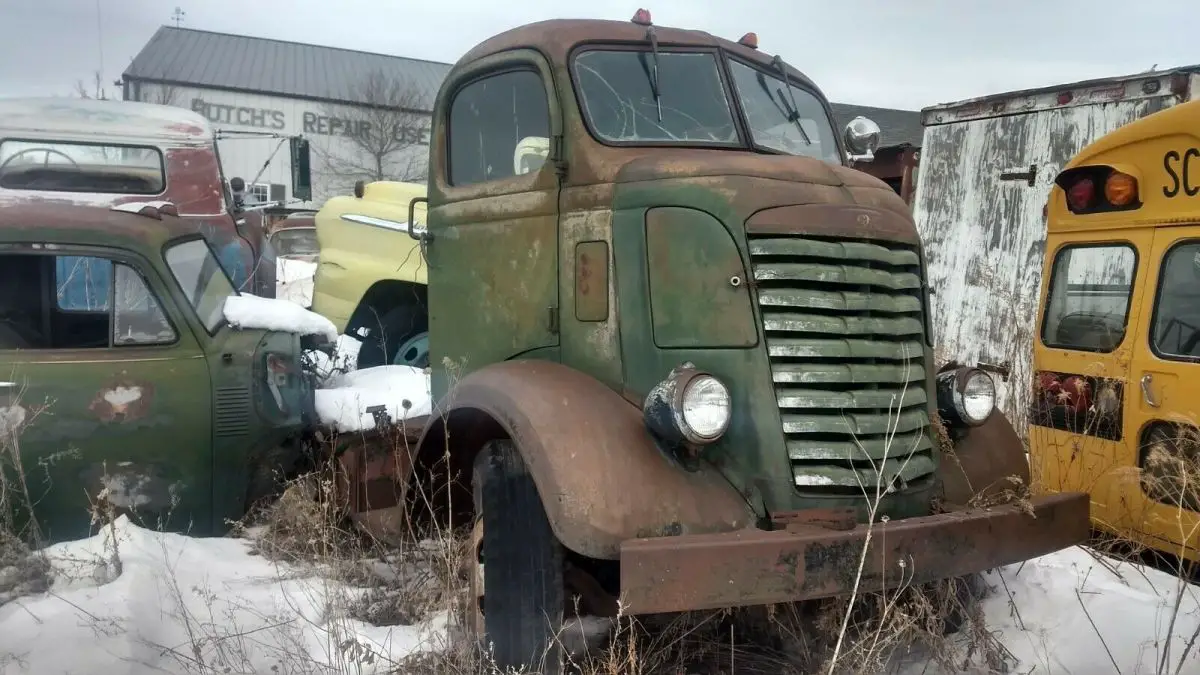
[643,362,732,447]
[936,366,996,428]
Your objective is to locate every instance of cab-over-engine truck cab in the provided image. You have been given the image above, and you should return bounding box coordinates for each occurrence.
[393,12,1090,671]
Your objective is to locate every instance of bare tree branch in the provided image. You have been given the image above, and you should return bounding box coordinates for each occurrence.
[314,69,430,195]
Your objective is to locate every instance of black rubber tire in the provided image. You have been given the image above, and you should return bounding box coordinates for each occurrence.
[477,439,565,674]
[355,305,428,370]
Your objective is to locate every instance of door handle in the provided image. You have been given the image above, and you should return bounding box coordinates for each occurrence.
[1140,373,1160,408]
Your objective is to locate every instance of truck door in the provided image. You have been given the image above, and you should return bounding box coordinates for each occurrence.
[0,248,212,542]
[425,51,563,400]
[915,97,1177,430]
[1125,224,1200,556]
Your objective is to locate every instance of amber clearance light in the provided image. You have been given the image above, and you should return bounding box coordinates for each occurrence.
[1054,165,1142,215]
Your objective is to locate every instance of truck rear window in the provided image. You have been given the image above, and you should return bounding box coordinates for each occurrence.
[0,139,165,194]
[573,49,738,145]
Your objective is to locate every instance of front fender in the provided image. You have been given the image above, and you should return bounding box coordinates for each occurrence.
[939,410,1031,506]
[417,360,755,560]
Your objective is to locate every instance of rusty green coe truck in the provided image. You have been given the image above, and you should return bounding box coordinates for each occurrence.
[327,11,1091,672]
[0,201,315,543]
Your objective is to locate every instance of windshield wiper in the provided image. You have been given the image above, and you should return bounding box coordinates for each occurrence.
[769,55,812,145]
[639,25,663,121]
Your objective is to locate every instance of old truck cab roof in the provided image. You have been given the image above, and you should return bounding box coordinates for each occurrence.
[0,200,192,252]
[0,97,214,148]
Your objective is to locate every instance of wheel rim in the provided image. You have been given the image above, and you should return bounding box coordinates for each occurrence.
[393,331,429,368]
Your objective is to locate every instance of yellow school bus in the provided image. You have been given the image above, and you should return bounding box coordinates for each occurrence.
[1032,98,1200,563]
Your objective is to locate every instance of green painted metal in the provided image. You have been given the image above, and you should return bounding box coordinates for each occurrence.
[0,217,307,544]
[645,206,757,349]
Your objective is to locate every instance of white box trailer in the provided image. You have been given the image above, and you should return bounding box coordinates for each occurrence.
[912,65,1200,431]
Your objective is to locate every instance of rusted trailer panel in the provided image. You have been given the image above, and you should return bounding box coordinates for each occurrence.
[913,67,1200,431]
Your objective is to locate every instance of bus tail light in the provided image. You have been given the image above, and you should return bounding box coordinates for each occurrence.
[1054,165,1142,215]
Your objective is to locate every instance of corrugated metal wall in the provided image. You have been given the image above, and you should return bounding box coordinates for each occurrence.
[913,96,1177,432]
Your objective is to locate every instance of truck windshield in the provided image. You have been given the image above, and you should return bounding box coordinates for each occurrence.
[573,49,739,144]
[727,59,840,163]
[164,238,237,333]
[0,139,165,194]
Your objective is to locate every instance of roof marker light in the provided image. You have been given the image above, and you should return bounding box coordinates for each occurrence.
[631,8,652,25]
[738,32,759,49]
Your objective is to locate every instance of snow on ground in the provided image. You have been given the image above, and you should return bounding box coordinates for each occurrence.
[275,258,317,308]
[315,365,433,432]
[0,517,449,675]
[224,293,338,343]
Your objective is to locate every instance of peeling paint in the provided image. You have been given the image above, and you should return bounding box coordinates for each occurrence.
[89,382,155,423]
[0,404,26,437]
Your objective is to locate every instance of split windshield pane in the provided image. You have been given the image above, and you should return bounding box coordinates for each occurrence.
[727,60,840,163]
[573,50,738,144]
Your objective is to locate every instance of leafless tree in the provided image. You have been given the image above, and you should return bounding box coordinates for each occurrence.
[140,83,181,107]
[74,71,111,100]
[314,69,431,195]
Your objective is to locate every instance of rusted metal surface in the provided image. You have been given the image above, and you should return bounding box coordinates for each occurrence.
[161,147,227,217]
[772,507,858,532]
[618,491,1089,615]
[89,380,156,423]
[746,203,920,244]
[913,78,1185,432]
[938,410,1031,506]
[413,360,754,560]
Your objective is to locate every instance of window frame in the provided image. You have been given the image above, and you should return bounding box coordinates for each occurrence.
[723,54,843,163]
[1148,237,1200,363]
[161,234,240,337]
[0,137,167,196]
[0,248,181,352]
[1039,240,1140,354]
[567,43,746,151]
[446,65,554,188]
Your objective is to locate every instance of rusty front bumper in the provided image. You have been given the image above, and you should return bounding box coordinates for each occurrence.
[618,491,1089,615]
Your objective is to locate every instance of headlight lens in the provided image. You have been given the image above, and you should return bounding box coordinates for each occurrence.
[956,370,995,425]
[681,375,731,440]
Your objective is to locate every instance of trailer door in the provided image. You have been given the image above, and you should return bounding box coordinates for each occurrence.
[914,96,1178,431]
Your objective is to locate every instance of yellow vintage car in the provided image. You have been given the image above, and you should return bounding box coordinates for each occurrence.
[310,180,429,369]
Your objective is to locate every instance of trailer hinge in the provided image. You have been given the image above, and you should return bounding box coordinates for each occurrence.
[547,306,559,335]
[999,164,1038,187]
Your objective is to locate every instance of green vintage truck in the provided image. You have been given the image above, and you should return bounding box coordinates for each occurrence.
[319,11,1093,672]
[0,201,316,543]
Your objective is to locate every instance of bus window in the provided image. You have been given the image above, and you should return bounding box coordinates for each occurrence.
[1151,240,1200,360]
[1041,243,1137,353]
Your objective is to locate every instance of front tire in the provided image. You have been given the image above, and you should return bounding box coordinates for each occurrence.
[475,439,565,673]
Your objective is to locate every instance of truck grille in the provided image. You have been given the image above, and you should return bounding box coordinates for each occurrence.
[748,235,936,495]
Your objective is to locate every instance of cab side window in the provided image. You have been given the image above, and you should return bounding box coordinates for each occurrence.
[0,253,176,350]
[1041,243,1137,353]
[448,69,551,186]
[1151,240,1200,359]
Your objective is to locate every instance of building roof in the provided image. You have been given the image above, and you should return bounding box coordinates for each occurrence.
[124,26,452,111]
[125,26,922,146]
[0,97,212,146]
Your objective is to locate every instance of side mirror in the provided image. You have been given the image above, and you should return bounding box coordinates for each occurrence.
[407,196,429,242]
[843,116,882,160]
[290,136,312,202]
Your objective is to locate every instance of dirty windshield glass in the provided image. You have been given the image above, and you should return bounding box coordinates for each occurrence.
[728,60,840,163]
[165,238,236,332]
[0,139,164,194]
[573,50,738,144]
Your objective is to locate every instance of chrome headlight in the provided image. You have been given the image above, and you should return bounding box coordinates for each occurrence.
[936,367,996,427]
[644,362,731,447]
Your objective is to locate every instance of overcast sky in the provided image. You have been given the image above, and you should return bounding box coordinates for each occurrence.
[0,0,1190,110]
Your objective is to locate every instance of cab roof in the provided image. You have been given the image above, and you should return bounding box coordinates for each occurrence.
[456,17,824,97]
[0,201,195,253]
[0,97,213,148]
